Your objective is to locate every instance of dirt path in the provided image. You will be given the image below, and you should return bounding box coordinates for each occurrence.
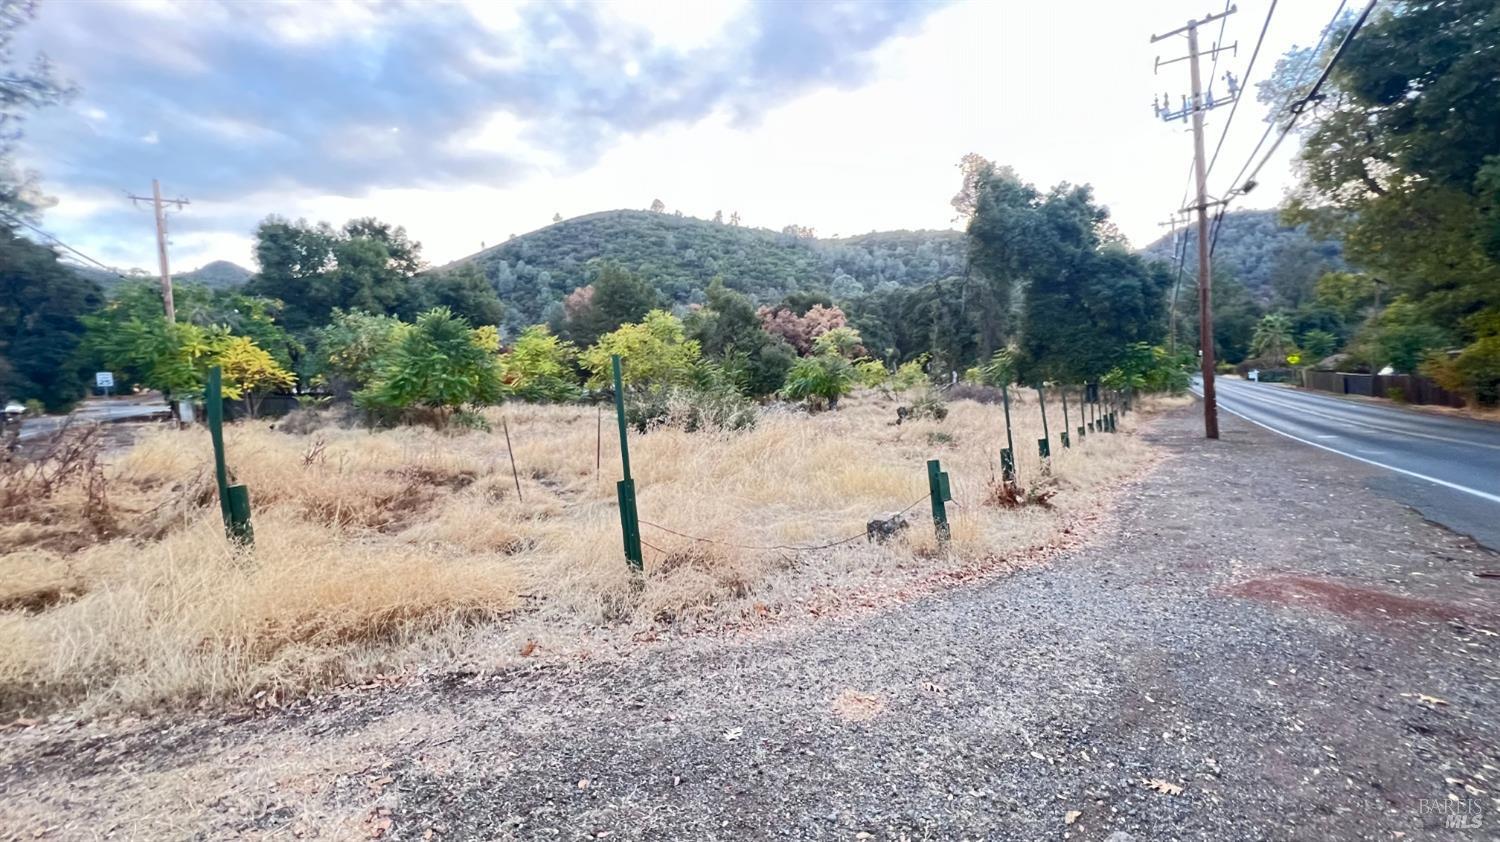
[3,408,1498,840]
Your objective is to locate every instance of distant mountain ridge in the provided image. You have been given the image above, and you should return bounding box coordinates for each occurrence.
[71,259,252,294]
[1138,209,1343,303]
[446,209,968,331]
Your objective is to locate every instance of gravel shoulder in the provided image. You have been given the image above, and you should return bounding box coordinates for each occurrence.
[3,406,1498,840]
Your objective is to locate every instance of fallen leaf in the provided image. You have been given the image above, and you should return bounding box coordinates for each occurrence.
[519,640,537,658]
[1143,778,1184,796]
[1418,694,1449,707]
[1065,810,1082,825]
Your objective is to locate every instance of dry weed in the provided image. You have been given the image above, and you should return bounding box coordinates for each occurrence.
[0,390,1169,714]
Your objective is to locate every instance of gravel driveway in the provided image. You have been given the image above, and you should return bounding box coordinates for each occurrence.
[3,407,1497,840]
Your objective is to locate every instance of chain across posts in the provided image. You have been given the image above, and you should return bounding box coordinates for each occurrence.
[999,383,1017,484]
[205,366,253,545]
[1036,384,1051,459]
[611,355,644,571]
[1060,386,1072,449]
[927,459,952,541]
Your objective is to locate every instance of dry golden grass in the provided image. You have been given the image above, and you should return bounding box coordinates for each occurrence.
[0,389,1172,714]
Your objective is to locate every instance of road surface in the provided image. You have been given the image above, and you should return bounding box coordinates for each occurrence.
[1203,377,1500,548]
[15,395,170,442]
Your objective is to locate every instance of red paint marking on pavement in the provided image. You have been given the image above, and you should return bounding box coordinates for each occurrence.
[1221,573,1496,626]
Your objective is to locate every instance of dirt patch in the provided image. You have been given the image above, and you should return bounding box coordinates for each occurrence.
[1221,572,1497,626]
[830,689,886,722]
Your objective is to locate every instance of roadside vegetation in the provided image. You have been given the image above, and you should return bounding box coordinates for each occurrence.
[0,388,1180,715]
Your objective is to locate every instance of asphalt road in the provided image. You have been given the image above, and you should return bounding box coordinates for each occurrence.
[1202,377,1500,548]
[15,395,170,442]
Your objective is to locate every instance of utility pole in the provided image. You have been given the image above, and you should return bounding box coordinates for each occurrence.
[1157,213,1188,354]
[1152,7,1237,440]
[127,179,190,323]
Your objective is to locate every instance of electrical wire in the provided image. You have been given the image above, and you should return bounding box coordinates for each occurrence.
[0,211,134,283]
[1233,0,1376,196]
[1222,0,1357,199]
[1205,0,1370,263]
[1204,0,1279,182]
[639,493,932,553]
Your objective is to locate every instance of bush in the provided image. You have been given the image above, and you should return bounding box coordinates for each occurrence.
[1102,343,1192,394]
[581,310,700,388]
[781,353,855,410]
[889,354,930,391]
[908,391,948,421]
[1425,337,1500,406]
[626,383,757,432]
[500,325,580,402]
[355,307,504,428]
[854,359,890,389]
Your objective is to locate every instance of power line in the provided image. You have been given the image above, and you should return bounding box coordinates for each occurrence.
[0,211,135,283]
[1234,0,1376,196]
[1223,0,1358,199]
[1204,0,1279,183]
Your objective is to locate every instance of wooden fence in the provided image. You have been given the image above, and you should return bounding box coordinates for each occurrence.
[1301,370,1466,408]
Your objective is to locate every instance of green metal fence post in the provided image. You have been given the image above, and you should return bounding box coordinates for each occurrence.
[1060,386,1072,449]
[611,355,644,571]
[1035,384,1051,459]
[927,459,951,541]
[999,383,1016,484]
[205,366,253,545]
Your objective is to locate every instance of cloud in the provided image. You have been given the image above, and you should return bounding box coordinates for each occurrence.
[17,0,950,206]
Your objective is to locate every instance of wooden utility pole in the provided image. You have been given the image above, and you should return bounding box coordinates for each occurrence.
[127,179,190,323]
[1152,7,1237,440]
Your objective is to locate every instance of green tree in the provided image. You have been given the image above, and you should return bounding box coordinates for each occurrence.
[684,277,793,396]
[0,224,102,410]
[216,335,295,417]
[580,310,700,388]
[1018,245,1170,382]
[1251,312,1297,364]
[1299,329,1339,361]
[1359,298,1452,373]
[781,353,855,411]
[1270,1,1500,343]
[84,317,231,400]
[404,263,504,327]
[499,325,579,402]
[564,263,660,347]
[1,0,73,217]
[811,325,865,359]
[312,309,408,396]
[246,216,423,332]
[356,307,503,427]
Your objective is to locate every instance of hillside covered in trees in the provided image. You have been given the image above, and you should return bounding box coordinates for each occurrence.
[1139,209,1343,304]
[71,260,252,294]
[447,210,967,332]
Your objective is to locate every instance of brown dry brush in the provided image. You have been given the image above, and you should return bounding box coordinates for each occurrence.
[0,424,115,542]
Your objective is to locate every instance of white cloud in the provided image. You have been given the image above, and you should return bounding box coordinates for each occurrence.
[34,0,1343,272]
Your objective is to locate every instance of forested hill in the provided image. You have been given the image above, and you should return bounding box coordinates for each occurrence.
[71,260,253,294]
[447,210,967,329]
[1139,209,1342,303]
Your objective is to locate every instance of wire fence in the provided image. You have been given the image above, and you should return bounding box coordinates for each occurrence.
[637,493,932,556]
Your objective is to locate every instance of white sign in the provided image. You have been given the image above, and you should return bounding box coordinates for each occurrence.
[95,371,115,389]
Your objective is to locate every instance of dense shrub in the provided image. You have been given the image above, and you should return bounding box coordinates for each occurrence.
[355,307,503,428]
[781,353,855,410]
[1425,337,1500,406]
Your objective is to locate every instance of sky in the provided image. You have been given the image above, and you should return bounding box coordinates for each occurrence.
[11,0,1346,274]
